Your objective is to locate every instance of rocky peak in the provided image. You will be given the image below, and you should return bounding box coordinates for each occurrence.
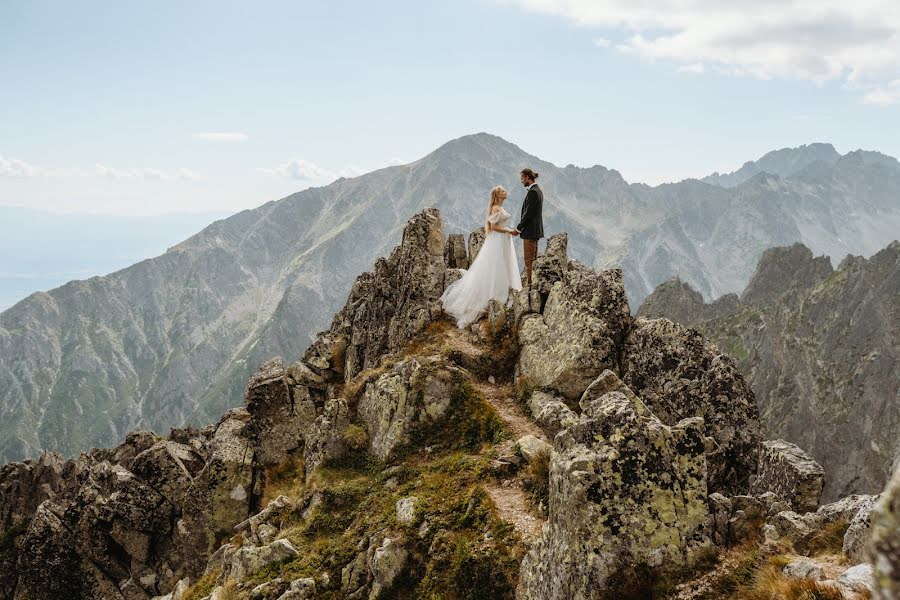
[740,242,833,305]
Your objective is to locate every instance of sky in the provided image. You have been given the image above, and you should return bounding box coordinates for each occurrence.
[2,0,899,216]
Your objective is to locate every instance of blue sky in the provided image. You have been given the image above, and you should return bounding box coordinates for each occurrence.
[2,0,898,215]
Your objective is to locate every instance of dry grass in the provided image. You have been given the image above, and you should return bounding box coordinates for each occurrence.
[260,454,305,506]
[521,448,550,509]
[805,521,850,556]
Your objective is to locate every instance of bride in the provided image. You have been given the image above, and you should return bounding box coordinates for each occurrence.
[440,185,522,328]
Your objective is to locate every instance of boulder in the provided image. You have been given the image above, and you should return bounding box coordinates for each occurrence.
[783,557,825,580]
[843,494,880,565]
[357,358,459,459]
[836,563,874,594]
[245,357,318,467]
[516,435,551,464]
[467,227,485,263]
[871,464,900,599]
[277,578,316,600]
[531,232,569,298]
[750,439,825,512]
[302,398,351,475]
[622,317,761,495]
[396,496,419,526]
[370,537,408,598]
[517,372,710,599]
[225,539,299,582]
[525,391,578,437]
[517,266,631,400]
[444,233,468,269]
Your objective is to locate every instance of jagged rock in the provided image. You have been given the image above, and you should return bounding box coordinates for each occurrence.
[150,577,189,600]
[246,357,318,467]
[622,317,761,495]
[444,233,468,269]
[233,495,294,546]
[180,409,259,578]
[370,537,408,598]
[515,435,551,463]
[225,539,298,582]
[326,208,447,381]
[303,398,350,475]
[843,494,880,565]
[751,439,825,512]
[517,265,631,400]
[517,372,710,599]
[708,493,732,545]
[276,578,316,600]
[769,510,814,546]
[783,557,825,580]
[467,227,485,263]
[249,578,287,600]
[531,232,568,297]
[396,496,418,526]
[525,391,578,438]
[768,495,876,553]
[130,440,205,508]
[16,501,83,600]
[357,358,459,459]
[871,465,900,599]
[444,267,464,289]
[836,563,874,594]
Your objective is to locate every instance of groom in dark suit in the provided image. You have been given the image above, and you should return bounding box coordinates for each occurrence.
[512,168,544,287]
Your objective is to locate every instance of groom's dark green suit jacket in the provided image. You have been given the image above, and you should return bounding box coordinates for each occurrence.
[516,183,544,240]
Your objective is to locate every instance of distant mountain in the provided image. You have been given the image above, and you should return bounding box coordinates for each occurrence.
[702,143,842,187]
[2,133,899,462]
[0,206,229,310]
[639,241,900,500]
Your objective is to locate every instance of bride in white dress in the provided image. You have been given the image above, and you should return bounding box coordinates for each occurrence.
[440,186,522,328]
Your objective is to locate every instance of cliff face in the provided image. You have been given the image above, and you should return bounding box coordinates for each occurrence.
[4,134,900,465]
[639,240,900,501]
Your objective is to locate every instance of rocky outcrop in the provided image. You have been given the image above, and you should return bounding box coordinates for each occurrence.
[750,439,825,512]
[871,464,900,599]
[444,233,468,269]
[517,370,710,599]
[639,240,900,500]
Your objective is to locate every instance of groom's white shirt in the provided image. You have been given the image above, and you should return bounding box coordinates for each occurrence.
[516,182,537,232]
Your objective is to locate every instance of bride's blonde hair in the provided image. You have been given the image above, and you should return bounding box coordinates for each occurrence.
[484,186,506,234]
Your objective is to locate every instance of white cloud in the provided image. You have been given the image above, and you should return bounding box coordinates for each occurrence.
[0,155,42,177]
[503,0,900,103]
[592,36,611,48]
[94,164,202,181]
[257,157,408,182]
[191,132,249,142]
[677,62,705,74]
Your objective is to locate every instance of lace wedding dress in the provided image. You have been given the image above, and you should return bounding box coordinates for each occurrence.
[440,206,522,328]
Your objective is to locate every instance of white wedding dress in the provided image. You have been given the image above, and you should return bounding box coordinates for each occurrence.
[440,206,522,328]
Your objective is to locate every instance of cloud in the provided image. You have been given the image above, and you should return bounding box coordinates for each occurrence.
[258,157,408,182]
[677,62,705,74]
[503,0,900,103]
[94,164,202,181]
[592,36,611,48]
[191,132,249,142]
[0,156,82,178]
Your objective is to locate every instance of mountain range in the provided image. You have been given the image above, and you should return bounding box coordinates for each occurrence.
[2,132,898,463]
[639,240,899,500]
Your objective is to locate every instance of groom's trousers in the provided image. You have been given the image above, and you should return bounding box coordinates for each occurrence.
[523,239,539,286]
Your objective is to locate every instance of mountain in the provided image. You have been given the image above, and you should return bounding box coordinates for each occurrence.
[0,206,229,311]
[1,211,894,600]
[702,142,842,187]
[2,132,899,463]
[638,241,900,501]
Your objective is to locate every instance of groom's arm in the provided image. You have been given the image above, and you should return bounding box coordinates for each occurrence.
[516,189,538,233]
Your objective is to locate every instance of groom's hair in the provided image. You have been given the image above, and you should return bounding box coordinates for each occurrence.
[520,168,539,180]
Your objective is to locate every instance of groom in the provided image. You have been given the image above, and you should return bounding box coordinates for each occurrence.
[512,167,544,287]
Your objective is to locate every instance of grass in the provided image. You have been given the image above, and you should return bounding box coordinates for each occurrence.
[260,454,305,506]
[805,521,849,556]
[181,570,220,600]
[521,448,550,510]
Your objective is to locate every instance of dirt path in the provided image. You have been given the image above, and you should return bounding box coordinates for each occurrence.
[441,327,549,544]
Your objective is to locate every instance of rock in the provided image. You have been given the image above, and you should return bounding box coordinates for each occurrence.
[517,373,710,599]
[871,464,900,599]
[277,577,317,600]
[525,391,578,437]
[131,440,205,508]
[246,357,318,467]
[708,492,732,545]
[302,398,351,475]
[836,563,874,593]
[783,557,825,580]
[467,227,485,263]
[396,496,418,526]
[516,434,551,464]
[531,233,569,298]
[444,267,464,289]
[444,233,468,269]
[233,495,295,546]
[327,208,447,381]
[768,510,814,546]
[151,577,190,600]
[750,439,825,512]
[358,358,460,459]
[843,494,880,565]
[622,317,762,495]
[517,265,631,400]
[226,539,299,582]
[370,537,408,599]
